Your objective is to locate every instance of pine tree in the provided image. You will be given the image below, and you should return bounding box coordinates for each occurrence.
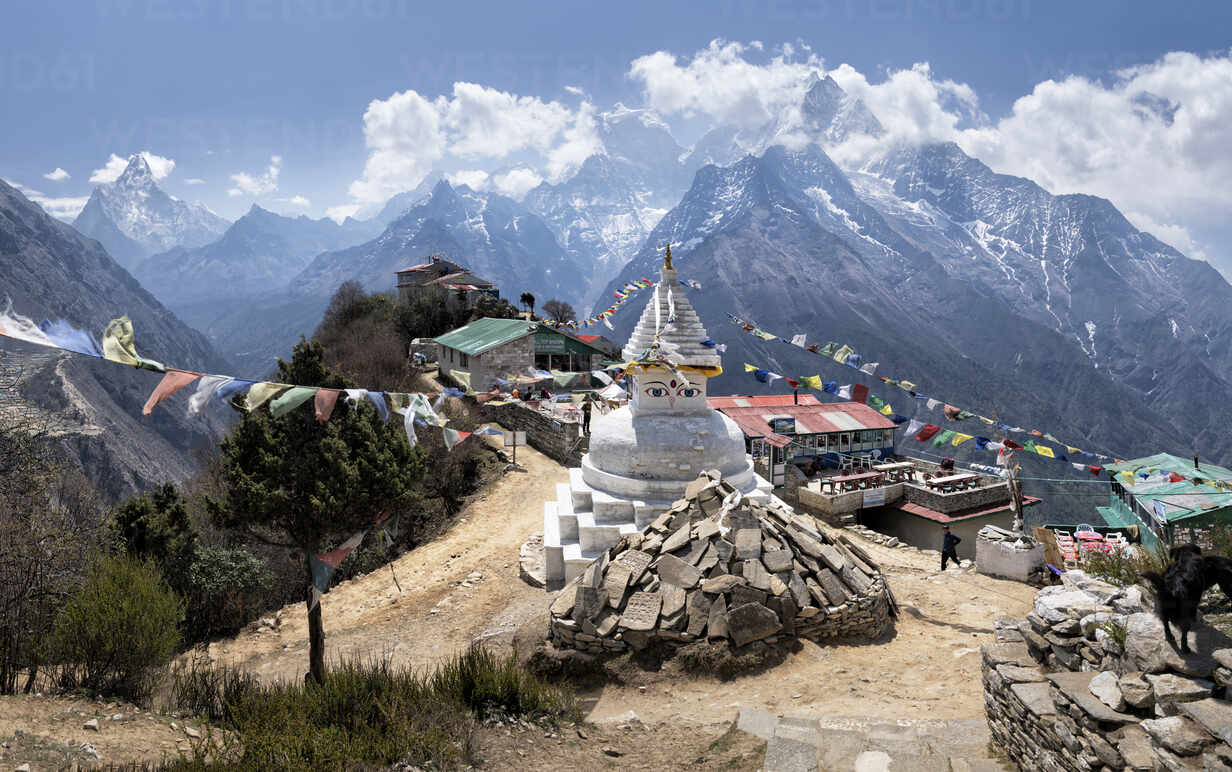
[209,339,424,682]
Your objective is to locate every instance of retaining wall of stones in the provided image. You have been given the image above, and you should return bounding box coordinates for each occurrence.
[479,400,586,466]
[981,571,1232,771]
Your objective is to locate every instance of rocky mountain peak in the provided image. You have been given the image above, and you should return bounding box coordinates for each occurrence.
[114,154,155,188]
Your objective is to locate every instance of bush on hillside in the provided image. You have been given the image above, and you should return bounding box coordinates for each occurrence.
[51,554,184,703]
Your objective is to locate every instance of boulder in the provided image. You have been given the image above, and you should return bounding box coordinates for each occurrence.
[1147,673,1214,716]
[1119,672,1155,710]
[1141,716,1214,756]
[1089,670,1127,712]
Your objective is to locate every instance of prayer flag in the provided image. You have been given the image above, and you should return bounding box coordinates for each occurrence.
[269,386,318,419]
[368,392,392,421]
[1088,466,1102,476]
[315,389,340,423]
[915,424,940,441]
[851,384,869,404]
[897,380,915,391]
[905,419,924,436]
[102,316,164,372]
[1034,444,1055,458]
[952,433,973,446]
[216,379,257,403]
[188,375,234,416]
[867,395,886,411]
[790,334,807,347]
[818,342,837,358]
[832,344,854,363]
[927,399,941,410]
[799,375,823,390]
[142,369,202,415]
[933,430,956,447]
[752,329,776,341]
[859,362,879,375]
[245,382,289,412]
[744,363,758,373]
[822,381,838,394]
[443,427,471,450]
[837,385,852,400]
[880,404,894,415]
[1169,472,1186,483]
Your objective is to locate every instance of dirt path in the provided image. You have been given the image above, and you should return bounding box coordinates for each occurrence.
[206,438,568,682]
[206,442,1035,726]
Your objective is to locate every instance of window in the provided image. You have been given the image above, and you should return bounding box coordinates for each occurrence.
[460,353,469,367]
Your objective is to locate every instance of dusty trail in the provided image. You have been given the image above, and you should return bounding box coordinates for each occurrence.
[206,440,1036,727]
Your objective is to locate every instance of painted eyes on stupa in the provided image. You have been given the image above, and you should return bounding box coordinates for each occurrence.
[677,387,701,398]
[645,386,669,398]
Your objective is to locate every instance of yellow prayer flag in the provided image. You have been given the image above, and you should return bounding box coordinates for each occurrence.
[449,370,472,391]
[898,381,915,391]
[245,382,289,412]
[832,344,854,363]
[102,317,140,366]
[978,416,995,425]
[744,363,758,372]
[880,404,894,415]
[1066,445,1081,454]
[951,433,974,446]
[799,375,823,390]
[1035,444,1055,458]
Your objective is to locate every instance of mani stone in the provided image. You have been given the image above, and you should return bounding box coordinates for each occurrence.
[656,554,701,589]
[701,574,747,594]
[697,549,719,573]
[695,518,720,541]
[708,595,730,640]
[661,583,687,619]
[728,602,782,647]
[550,582,578,617]
[604,564,632,609]
[743,559,772,593]
[817,544,847,573]
[732,584,768,608]
[762,549,794,573]
[686,590,711,637]
[620,591,662,631]
[713,539,734,562]
[574,585,608,622]
[728,510,757,531]
[661,524,692,554]
[787,572,810,608]
[683,539,709,566]
[817,568,853,605]
[616,550,653,584]
[734,529,762,559]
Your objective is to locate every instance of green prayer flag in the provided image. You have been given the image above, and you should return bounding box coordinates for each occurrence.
[933,430,956,448]
[269,386,318,418]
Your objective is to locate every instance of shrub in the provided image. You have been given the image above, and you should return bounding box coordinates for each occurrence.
[51,554,184,703]
[163,648,577,769]
[184,546,270,641]
[1084,544,1166,587]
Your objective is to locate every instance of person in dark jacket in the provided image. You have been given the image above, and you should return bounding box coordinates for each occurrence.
[941,526,962,570]
[581,398,592,436]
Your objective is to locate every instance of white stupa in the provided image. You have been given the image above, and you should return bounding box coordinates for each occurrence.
[542,247,773,583]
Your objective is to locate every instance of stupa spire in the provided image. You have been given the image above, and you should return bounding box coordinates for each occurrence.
[621,245,721,369]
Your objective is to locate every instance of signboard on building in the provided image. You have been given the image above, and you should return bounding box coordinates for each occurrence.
[863,488,886,507]
[769,416,796,435]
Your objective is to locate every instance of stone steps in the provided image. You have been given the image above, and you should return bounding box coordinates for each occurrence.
[735,709,1011,772]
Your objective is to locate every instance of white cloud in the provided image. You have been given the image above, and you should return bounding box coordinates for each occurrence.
[492,167,544,199]
[227,155,282,197]
[446,169,490,190]
[564,85,586,97]
[280,194,310,207]
[628,39,825,130]
[5,179,88,220]
[950,51,1232,269]
[183,177,206,185]
[343,82,599,206]
[324,203,361,224]
[42,167,70,182]
[89,151,175,183]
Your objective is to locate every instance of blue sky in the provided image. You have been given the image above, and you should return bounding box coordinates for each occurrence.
[4,1,1232,270]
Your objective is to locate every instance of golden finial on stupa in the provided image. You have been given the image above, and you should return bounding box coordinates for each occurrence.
[664,243,673,270]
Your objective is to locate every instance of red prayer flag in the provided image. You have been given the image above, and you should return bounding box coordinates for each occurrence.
[315,389,340,423]
[915,424,940,441]
[1004,439,1023,450]
[851,383,869,404]
[1088,466,1103,476]
[142,369,203,415]
[1169,472,1186,483]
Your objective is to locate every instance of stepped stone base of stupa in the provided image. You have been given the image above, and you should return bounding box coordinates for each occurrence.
[543,464,775,585]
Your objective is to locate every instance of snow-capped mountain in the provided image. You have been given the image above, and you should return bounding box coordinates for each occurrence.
[296,179,588,305]
[522,106,692,309]
[0,178,231,501]
[133,203,376,308]
[72,155,229,268]
[602,134,1232,468]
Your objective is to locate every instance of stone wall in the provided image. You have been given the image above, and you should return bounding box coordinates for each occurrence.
[479,400,586,466]
[981,571,1232,771]
[976,527,1046,582]
[903,479,1011,514]
[438,335,534,394]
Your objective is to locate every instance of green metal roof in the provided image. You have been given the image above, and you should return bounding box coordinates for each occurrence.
[433,318,539,356]
[1104,453,1232,524]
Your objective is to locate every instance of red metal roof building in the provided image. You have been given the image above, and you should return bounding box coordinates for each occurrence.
[395,256,499,307]
[709,394,898,484]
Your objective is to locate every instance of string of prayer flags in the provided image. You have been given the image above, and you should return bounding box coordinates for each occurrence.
[916,424,940,441]
[142,369,202,415]
[952,433,974,446]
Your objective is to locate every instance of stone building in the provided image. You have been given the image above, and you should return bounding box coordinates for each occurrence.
[433,318,608,393]
[542,248,774,583]
[395,255,498,309]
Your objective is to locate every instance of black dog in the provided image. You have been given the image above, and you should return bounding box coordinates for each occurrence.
[1141,543,1206,654]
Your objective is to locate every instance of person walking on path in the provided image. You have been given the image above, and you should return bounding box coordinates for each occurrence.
[581,398,592,436]
[941,525,962,570]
